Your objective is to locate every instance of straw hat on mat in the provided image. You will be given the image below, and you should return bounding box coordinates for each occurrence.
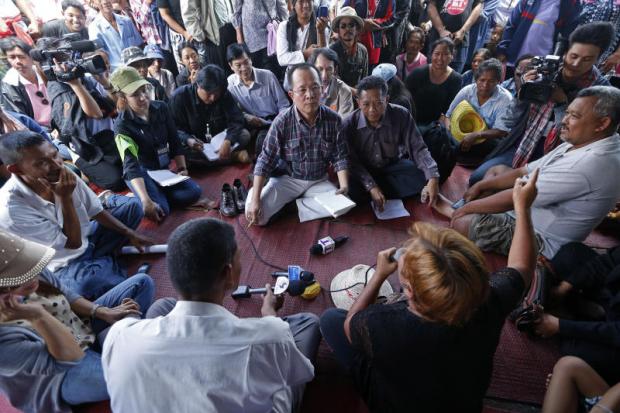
[330,264,394,310]
[450,100,487,142]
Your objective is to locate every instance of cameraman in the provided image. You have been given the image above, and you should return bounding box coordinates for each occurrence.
[40,37,125,191]
[468,22,613,186]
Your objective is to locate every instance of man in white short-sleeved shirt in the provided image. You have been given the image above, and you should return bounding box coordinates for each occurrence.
[451,86,620,259]
[102,218,320,413]
[0,131,151,298]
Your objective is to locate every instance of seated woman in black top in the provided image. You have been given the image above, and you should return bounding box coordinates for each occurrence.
[110,67,202,222]
[320,170,539,413]
[405,37,463,128]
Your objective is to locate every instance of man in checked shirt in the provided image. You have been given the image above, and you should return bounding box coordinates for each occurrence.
[246,63,350,226]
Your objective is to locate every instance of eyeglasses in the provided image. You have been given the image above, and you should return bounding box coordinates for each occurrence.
[339,22,357,30]
[35,90,49,105]
[292,85,321,96]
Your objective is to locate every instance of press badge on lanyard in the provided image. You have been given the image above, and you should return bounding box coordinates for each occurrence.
[157,147,170,169]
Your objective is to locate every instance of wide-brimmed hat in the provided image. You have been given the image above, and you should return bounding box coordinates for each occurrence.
[450,100,487,142]
[330,264,394,310]
[0,231,55,288]
[332,7,364,31]
[143,44,164,61]
[121,46,152,67]
[372,63,397,82]
[110,66,151,95]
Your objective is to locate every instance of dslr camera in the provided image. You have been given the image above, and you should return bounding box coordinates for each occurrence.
[30,33,106,82]
[518,55,562,104]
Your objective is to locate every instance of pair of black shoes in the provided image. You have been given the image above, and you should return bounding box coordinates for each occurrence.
[221,179,247,217]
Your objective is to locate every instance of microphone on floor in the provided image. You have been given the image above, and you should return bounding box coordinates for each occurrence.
[309,236,349,255]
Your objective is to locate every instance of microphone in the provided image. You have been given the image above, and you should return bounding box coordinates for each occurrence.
[271,270,315,282]
[231,285,271,299]
[389,248,406,262]
[310,236,349,255]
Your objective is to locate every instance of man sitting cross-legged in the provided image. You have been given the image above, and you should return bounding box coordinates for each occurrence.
[246,63,350,226]
[451,86,620,260]
[342,75,439,212]
[0,131,152,299]
[102,218,320,412]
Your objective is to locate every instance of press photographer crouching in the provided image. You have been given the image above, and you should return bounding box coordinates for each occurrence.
[35,36,126,191]
[468,22,614,186]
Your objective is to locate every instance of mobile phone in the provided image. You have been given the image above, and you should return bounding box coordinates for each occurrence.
[318,5,328,18]
[451,198,466,209]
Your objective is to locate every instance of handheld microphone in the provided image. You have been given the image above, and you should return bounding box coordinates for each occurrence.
[310,236,349,255]
[389,248,406,262]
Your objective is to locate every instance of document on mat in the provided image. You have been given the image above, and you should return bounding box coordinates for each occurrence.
[202,130,239,161]
[313,191,356,218]
[372,199,411,220]
[121,244,168,255]
[147,169,189,187]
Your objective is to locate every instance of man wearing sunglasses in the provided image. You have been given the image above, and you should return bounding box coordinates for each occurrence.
[0,37,52,130]
[328,7,368,90]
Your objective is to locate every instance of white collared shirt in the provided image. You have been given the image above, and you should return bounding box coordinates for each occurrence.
[0,172,103,271]
[519,134,620,258]
[102,301,315,413]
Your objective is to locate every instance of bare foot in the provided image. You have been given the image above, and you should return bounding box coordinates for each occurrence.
[188,197,217,210]
[432,193,455,218]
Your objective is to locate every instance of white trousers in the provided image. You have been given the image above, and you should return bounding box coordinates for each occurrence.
[247,175,337,226]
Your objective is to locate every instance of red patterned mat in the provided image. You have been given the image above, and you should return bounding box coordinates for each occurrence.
[2,166,617,413]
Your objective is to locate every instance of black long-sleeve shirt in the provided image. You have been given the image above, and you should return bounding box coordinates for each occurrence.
[114,100,183,181]
[168,83,245,146]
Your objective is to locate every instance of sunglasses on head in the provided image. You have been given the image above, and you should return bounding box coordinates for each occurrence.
[35,90,49,105]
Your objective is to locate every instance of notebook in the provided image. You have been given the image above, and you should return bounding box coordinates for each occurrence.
[313,191,356,218]
[147,169,189,187]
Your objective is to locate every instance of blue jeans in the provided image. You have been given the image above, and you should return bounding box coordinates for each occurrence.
[319,308,355,370]
[54,196,144,300]
[468,148,516,186]
[126,170,202,216]
[60,274,155,406]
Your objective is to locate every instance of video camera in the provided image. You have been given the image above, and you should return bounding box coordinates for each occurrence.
[29,34,106,82]
[518,55,562,104]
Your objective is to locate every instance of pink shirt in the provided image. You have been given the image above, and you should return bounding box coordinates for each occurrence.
[21,70,52,128]
[395,52,427,80]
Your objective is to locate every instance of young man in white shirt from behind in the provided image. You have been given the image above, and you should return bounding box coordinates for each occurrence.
[102,218,320,413]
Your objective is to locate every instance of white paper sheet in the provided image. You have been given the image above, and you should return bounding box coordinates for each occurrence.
[372,199,411,220]
[146,170,189,187]
[121,244,168,255]
[202,130,240,161]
